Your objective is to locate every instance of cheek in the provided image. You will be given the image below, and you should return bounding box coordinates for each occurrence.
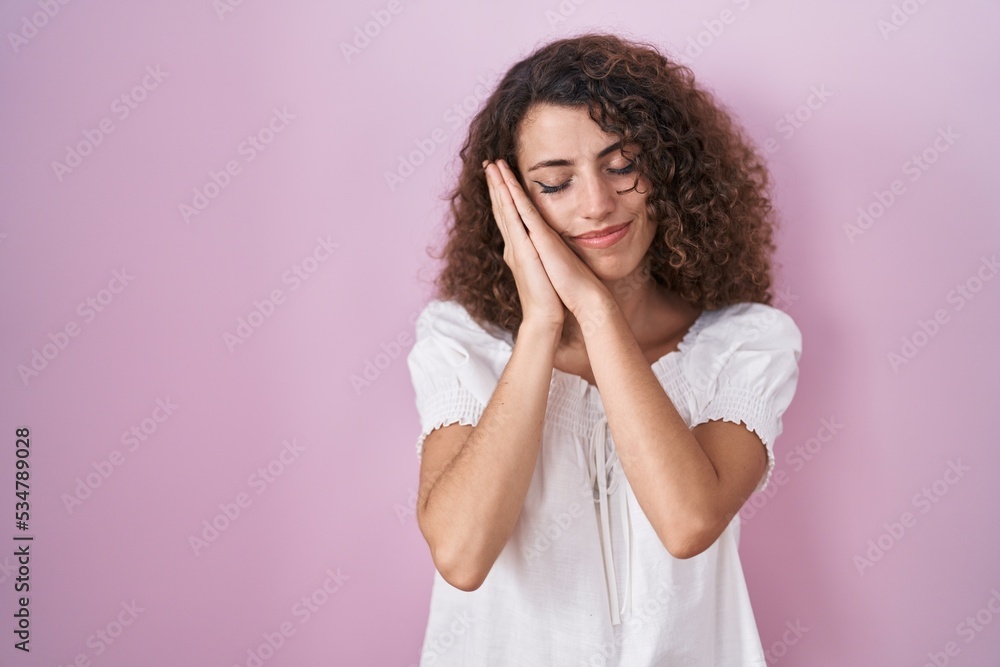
[532,197,571,232]
[631,178,653,205]
[628,189,653,222]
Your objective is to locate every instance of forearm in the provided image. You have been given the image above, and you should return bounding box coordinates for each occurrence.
[421,319,561,587]
[578,296,722,554]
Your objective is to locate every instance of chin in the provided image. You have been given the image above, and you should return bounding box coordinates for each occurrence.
[585,255,644,283]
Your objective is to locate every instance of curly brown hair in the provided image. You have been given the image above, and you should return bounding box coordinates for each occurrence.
[423,31,781,337]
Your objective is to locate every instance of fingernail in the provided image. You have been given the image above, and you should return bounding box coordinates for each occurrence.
[482,159,488,168]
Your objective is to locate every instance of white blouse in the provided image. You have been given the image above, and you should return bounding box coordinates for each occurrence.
[407,298,802,666]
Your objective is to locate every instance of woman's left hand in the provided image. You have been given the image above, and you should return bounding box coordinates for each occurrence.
[491,159,612,317]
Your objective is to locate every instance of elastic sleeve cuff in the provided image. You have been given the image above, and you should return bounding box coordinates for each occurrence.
[696,385,780,494]
[415,385,486,459]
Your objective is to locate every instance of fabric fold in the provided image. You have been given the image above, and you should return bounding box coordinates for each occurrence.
[588,415,632,626]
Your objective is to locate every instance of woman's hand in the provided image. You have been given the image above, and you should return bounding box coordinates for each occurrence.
[485,158,611,321]
[484,159,567,332]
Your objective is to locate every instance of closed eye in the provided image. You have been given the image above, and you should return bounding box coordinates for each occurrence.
[533,179,569,194]
[533,162,635,195]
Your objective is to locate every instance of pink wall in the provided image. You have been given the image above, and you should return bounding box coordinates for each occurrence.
[1,1,998,665]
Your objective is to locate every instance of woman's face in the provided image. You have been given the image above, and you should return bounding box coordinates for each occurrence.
[514,103,656,284]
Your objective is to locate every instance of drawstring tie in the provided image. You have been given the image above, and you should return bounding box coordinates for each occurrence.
[589,415,632,625]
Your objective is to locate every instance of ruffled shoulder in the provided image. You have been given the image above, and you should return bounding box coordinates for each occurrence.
[406,300,511,458]
[682,302,803,493]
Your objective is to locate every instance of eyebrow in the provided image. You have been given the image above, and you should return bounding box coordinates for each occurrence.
[526,140,624,173]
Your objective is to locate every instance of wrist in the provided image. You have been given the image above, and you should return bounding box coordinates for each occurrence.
[571,292,617,327]
[517,317,563,346]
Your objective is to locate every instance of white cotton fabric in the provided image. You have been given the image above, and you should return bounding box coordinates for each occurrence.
[407,298,802,666]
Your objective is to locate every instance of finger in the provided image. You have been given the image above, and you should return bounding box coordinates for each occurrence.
[484,163,512,247]
[496,159,548,236]
[495,160,566,269]
[488,164,524,251]
[487,162,530,244]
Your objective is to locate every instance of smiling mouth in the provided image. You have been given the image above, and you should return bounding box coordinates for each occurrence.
[573,221,631,239]
[570,221,633,249]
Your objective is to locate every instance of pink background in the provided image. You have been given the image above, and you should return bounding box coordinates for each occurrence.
[1,1,999,665]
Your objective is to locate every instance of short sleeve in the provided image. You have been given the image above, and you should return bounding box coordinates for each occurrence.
[692,303,803,494]
[406,300,508,460]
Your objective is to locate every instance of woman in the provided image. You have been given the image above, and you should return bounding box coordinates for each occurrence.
[407,32,802,666]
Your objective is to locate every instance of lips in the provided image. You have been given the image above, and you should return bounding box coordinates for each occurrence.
[573,221,631,239]
[570,221,632,249]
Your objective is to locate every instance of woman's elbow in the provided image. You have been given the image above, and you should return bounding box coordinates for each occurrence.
[661,520,722,560]
[434,547,489,591]
[665,538,711,560]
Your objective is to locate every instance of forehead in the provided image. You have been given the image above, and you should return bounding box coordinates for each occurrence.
[515,103,616,160]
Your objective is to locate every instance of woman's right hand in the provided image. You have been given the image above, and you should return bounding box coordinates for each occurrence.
[483,159,567,333]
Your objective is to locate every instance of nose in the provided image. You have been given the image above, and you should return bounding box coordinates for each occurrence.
[578,171,616,221]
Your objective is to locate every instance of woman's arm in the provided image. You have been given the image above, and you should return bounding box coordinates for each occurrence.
[416,318,561,591]
[578,293,767,560]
